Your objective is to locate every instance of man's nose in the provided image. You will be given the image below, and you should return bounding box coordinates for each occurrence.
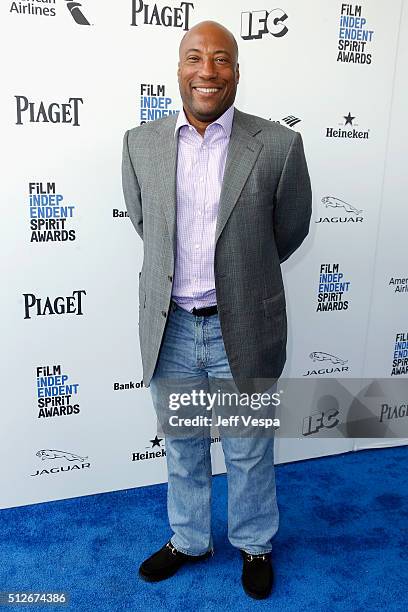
[198,58,217,79]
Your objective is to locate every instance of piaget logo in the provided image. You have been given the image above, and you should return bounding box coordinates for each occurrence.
[130,0,194,30]
[15,96,83,126]
[23,290,86,319]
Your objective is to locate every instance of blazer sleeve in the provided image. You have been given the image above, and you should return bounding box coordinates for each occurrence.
[122,130,143,240]
[273,131,312,263]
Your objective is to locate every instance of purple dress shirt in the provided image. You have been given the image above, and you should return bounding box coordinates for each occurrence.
[171,105,235,312]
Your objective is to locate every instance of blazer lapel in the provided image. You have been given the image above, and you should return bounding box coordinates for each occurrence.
[215,112,263,245]
[152,110,264,254]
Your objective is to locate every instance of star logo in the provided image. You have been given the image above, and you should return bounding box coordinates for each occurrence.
[149,435,163,448]
[343,112,355,126]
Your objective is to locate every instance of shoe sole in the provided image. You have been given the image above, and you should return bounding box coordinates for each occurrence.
[138,551,213,583]
[138,566,180,582]
[241,578,272,600]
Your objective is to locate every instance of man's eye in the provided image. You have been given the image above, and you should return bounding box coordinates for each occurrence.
[187,56,199,62]
[216,58,228,63]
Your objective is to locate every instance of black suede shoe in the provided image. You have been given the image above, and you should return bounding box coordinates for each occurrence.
[240,550,274,599]
[138,541,213,582]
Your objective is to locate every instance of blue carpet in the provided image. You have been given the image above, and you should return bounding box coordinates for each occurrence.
[0,445,407,611]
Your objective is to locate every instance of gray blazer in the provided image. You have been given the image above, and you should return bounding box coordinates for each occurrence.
[122,108,312,393]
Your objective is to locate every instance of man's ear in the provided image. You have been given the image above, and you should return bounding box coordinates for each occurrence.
[236,62,240,84]
[177,61,181,79]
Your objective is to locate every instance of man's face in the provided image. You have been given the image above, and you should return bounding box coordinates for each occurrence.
[178,25,239,123]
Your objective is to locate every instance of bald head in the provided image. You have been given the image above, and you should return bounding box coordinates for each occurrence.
[177,20,240,135]
[179,20,239,64]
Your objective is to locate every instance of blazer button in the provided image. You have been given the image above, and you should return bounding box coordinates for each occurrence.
[161,310,167,318]
[168,275,173,282]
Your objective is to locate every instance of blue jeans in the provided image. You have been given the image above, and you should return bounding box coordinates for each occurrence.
[150,301,279,556]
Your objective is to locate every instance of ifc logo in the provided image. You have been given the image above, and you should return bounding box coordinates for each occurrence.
[241,9,289,40]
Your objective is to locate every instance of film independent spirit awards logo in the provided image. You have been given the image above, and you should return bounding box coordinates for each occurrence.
[391,333,408,376]
[28,181,76,243]
[139,83,178,125]
[36,365,80,419]
[10,0,92,25]
[316,264,351,312]
[337,3,375,65]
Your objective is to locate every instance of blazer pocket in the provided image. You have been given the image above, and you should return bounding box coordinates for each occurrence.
[263,291,285,318]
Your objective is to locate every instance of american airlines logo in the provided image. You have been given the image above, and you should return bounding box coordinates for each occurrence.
[9,0,91,25]
[65,1,90,25]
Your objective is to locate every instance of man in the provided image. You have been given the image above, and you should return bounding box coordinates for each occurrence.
[122,20,312,599]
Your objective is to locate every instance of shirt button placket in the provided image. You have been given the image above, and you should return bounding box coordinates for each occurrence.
[196,141,208,297]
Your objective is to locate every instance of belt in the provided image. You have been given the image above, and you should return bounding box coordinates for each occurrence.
[191,305,218,317]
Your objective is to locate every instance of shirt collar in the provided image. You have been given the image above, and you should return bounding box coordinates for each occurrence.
[174,105,235,138]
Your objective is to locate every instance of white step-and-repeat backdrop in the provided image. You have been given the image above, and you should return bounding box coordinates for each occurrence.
[1,0,407,509]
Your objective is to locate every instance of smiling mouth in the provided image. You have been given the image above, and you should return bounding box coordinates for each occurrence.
[193,87,221,94]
